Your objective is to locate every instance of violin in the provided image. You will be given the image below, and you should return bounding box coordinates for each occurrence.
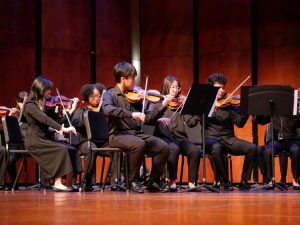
[0,106,20,116]
[168,95,186,109]
[217,94,240,108]
[45,95,73,109]
[124,87,165,104]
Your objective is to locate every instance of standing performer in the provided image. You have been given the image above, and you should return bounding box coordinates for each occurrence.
[102,62,171,193]
[149,75,201,192]
[205,73,256,191]
[23,76,82,192]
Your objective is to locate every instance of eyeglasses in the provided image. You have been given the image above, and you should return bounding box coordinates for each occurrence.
[170,86,181,91]
[89,95,101,99]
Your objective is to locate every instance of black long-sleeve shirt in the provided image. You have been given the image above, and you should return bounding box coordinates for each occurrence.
[205,106,249,141]
[148,103,200,143]
[253,115,300,143]
[102,85,168,135]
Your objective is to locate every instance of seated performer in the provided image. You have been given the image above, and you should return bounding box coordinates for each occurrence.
[253,111,300,190]
[72,83,108,192]
[102,62,171,193]
[205,73,256,191]
[23,76,82,192]
[149,75,201,192]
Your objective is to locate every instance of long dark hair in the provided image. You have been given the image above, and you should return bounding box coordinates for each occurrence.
[160,75,181,97]
[27,76,53,106]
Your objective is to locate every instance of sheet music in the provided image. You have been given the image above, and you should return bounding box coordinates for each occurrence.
[293,89,298,115]
[208,94,218,117]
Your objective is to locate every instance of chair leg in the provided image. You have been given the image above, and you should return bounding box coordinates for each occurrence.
[228,155,233,183]
[102,156,112,191]
[125,154,130,191]
[179,155,184,189]
[99,157,105,187]
[143,157,147,184]
[24,157,28,188]
[12,156,25,191]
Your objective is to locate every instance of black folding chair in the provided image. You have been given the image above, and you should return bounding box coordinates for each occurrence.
[80,110,126,192]
[1,115,39,191]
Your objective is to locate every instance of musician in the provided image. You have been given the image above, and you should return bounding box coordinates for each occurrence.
[0,91,28,190]
[253,113,300,190]
[72,83,107,191]
[23,76,82,192]
[102,62,171,193]
[205,73,256,190]
[148,75,201,192]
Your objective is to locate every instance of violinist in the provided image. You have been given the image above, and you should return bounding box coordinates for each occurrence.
[22,76,82,192]
[71,83,106,191]
[148,75,201,192]
[102,62,171,193]
[253,105,300,190]
[205,73,256,191]
[0,91,28,191]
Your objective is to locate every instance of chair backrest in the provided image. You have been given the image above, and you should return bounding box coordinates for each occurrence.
[83,110,109,142]
[1,115,24,147]
[186,122,202,145]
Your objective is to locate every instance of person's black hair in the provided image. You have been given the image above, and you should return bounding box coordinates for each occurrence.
[80,83,106,102]
[16,91,29,103]
[160,75,181,96]
[27,76,53,104]
[113,62,137,83]
[207,73,227,85]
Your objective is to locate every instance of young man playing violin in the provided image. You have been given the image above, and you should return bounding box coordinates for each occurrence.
[205,73,257,191]
[148,75,202,192]
[102,62,171,193]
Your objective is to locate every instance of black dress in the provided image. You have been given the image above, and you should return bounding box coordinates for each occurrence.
[23,101,81,179]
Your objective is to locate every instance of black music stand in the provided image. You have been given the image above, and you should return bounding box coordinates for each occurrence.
[241,85,297,191]
[180,83,219,192]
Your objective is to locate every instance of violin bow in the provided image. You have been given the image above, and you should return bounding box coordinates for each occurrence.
[56,88,73,127]
[219,74,251,107]
[18,94,28,124]
[97,89,106,112]
[141,75,149,115]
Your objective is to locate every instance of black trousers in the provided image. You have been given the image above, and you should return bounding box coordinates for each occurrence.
[109,133,170,184]
[0,147,8,185]
[161,138,201,183]
[264,140,300,181]
[206,137,256,182]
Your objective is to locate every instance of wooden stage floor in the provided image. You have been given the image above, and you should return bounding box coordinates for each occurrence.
[1,190,299,225]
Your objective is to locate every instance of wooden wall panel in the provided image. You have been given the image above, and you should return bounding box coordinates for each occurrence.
[140,0,194,92]
[42,0,91,98]
[0,0,36,183]
[0,0,35,106]
[95,0,132,87]
[256,0,300,182]
[198,0,252,182]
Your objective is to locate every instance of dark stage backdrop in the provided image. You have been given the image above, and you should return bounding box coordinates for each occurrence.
[0,0,299,184]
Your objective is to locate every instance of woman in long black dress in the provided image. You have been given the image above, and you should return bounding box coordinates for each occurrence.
[23,76,81,192]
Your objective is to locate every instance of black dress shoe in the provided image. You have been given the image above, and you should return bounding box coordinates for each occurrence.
[293,185,300,190]
[238,180,251,190]
[111,185,127,192]
[187,187,202,192]
[5,185,19,191]
[223,182,234,191]
[212,181,221,189]
[146,182,169,193]
[130,182,144,193]
[84,185,94,192]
